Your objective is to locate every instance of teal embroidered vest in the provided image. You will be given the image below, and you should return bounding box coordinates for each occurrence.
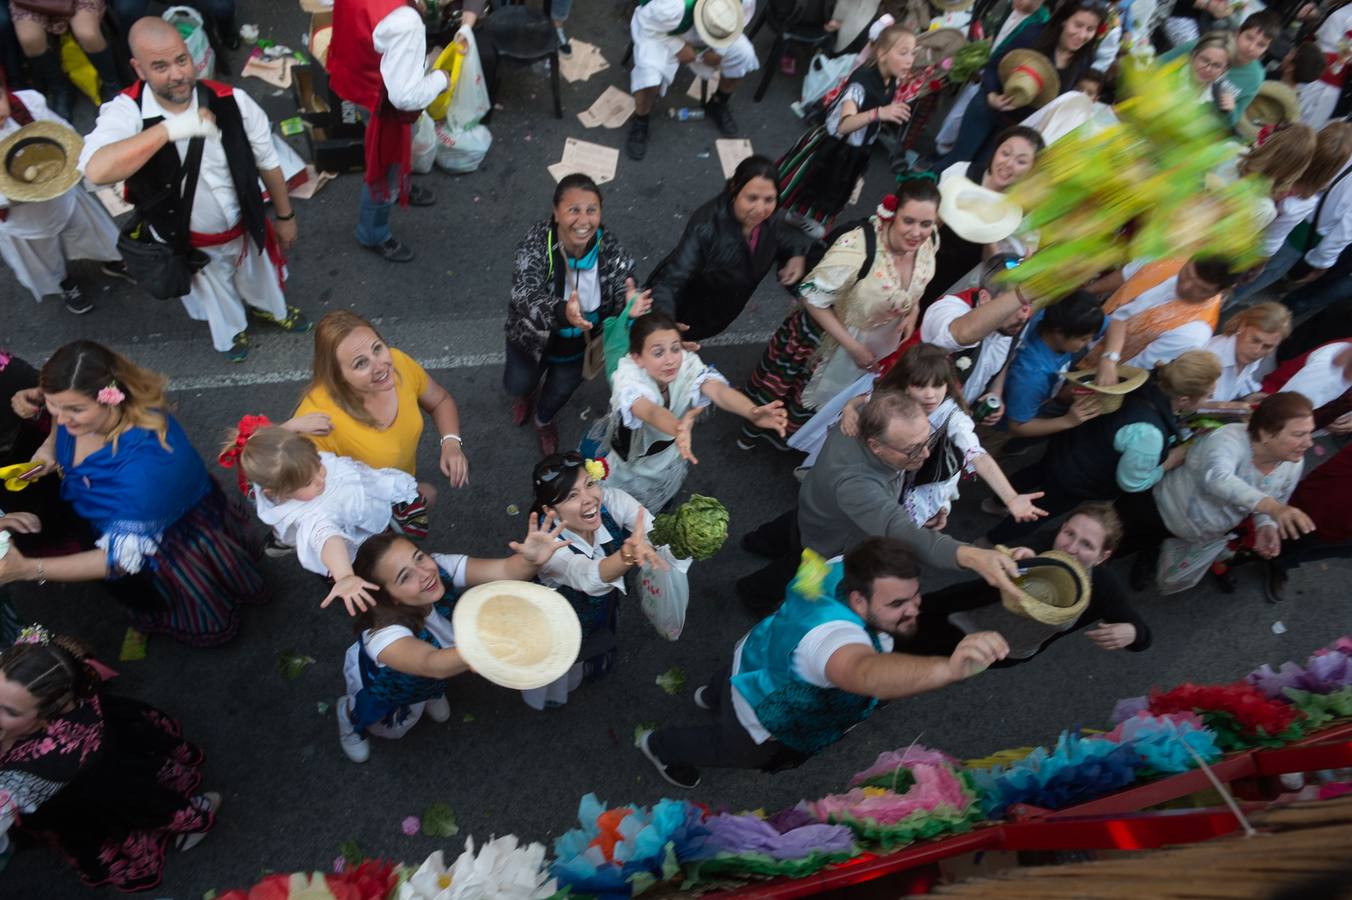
[731,561,882,755]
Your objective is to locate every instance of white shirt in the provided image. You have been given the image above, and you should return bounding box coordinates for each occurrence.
[730,618,895,744]
[1264,194,1318,258]
[362,553,468,665]
[1112,260,1214,368]
[79,85,280,233]
[1305,158,1352,269]
[252,453,419,577]
[1205,333,1274,402]
[374,5,450,111]
[1282,341,1352,410]
[920,293,1014,403]
[537,485,653,598]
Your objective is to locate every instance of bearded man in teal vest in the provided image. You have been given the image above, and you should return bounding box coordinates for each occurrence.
[637,537,1009,788]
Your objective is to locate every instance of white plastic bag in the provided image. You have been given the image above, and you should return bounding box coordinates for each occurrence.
[434,122,492,173]
[445,28,492,132]
[800,52,857,107]
[411,112,437,174]
[636,547,692,641]
[162,6,215,80]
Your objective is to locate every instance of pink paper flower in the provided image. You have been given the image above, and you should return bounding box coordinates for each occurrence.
[96,384,125,406]
[402,815,421,836]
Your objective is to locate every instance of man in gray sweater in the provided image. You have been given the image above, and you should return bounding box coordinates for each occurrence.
[738,391,1025,612]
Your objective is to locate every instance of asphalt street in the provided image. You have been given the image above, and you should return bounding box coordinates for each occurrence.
[3,2,1351,897]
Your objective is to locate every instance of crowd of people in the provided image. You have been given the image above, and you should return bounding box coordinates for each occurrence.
[0,0,1351,892]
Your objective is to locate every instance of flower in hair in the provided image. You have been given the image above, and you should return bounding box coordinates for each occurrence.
[96,383,125,406]
[584,458,609,482]
[876,194,899,220]
[218,414,274,495]
[15,624,51,646]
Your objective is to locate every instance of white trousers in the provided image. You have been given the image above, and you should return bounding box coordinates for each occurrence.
[0,189,120,301]
[181,233,287,352]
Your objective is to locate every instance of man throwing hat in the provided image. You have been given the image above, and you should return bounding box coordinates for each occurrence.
[637,538,1009,787]
[627,0,759,160]
[80,18,310,363]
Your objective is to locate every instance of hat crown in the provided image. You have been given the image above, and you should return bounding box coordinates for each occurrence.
[700,0,741,38]
[7,138,67,185]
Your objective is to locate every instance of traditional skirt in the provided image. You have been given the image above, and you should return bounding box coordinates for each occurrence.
[742,308,826,439]
[102,482,266,647]
[777,126,873,228]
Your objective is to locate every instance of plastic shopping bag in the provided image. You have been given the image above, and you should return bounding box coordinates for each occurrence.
[801,52,856,107]
[163,6,215,80]
[636,547,692,641]
[600,293,639,384]
[445,29,491,132]
[411,113,437,174]
[434,122,492,173]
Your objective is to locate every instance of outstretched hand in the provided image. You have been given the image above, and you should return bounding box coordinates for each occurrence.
[322,574,381,617]
[509,512,571,566]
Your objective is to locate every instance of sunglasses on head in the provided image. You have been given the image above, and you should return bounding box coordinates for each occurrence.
[534,451,584,485]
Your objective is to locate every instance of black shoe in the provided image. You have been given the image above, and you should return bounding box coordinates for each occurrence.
[1263,562,1289,604]
[626,116,649,161]
[555,26,572,55]
[408,183,436,207]
[364,237,415,262]
[637,730,701,789]
[1210,564,1237,594]
[704,93,738,136]
[100,260,136,284]
[61,279,93,315]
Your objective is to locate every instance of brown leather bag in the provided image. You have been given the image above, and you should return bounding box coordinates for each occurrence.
[10,0,78,16]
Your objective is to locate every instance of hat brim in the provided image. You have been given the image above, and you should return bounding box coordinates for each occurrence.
[452,580,582,690]
[693,0,744,50]
[0,120,84,203]
[915,28,967,67]
[949,604,1075,659]
[1237,83,1302,141]
[999,551,1091,626]
[1066,364,1149,396]
[939,176,1024,244]
[998,50,1060,110]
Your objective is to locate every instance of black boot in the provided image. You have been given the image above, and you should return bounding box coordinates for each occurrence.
[704,90,738,136]
[215,15,241,51]
[85,47,122,102]
[29,50,74,121]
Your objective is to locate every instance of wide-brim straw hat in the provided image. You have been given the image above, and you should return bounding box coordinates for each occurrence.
[1237,81,1302,142]
[694,0,745,50]
[998,49,1060,110]
[1065,363,1148,413]
[915,27,967,68]
[950,550,1091,659]
[451,580,582,690]
[939,174,1024,244]
[0,120,83,203]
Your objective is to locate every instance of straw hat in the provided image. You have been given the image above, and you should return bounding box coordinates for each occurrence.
[1065,363,1148,413]
[938,175,1024,244]
[949,551,1091,659]
[1031,91,1098,145]
[1237,81,1302,142]
[694,0,745,50]
[0,120,83,203]
[451,581,582,690]
[426,42,464,121]
[998,49,1060,110]
[915,27,967,68]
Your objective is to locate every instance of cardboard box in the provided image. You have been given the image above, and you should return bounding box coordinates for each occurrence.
[291,64,366,173]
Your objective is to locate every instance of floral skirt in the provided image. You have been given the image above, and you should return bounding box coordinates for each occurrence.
[16,695,211,892]
[9,0,105,33]
[101,482,267,647]
[742,307,825,439]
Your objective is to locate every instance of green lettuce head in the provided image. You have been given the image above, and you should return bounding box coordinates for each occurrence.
[650,494,729,560]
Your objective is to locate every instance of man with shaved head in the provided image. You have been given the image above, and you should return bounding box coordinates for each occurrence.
[78,17,313,363]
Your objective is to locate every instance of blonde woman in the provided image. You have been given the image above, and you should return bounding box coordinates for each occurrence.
[1206,302,1292,404]
[0,341,264,646]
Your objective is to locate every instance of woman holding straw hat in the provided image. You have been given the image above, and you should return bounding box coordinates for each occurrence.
[936,0,1107,172]
[988,349,1222,544]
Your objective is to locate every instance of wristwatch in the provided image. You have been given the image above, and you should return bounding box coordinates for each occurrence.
[1104,351,1122,363]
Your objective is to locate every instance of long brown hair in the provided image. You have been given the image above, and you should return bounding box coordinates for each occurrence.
[1292,122,1352,198]
[302,311,395,429]
[39,340,169,453]
[877,343,970,414]
[1239,124,1316,197]
[350,532,432,636]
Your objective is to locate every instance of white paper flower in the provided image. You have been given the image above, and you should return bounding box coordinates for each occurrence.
[398,850,454,900]
[445,835,557,900]
[955,356,972,371]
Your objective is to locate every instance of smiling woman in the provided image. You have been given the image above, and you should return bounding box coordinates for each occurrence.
[290,311,469,501]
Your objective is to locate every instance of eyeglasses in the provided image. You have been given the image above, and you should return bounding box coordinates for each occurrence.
[876,430,938,462]
[534,451,583,485]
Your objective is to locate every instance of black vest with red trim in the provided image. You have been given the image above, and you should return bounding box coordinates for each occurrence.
[947,288,985,392]
[120,80,266,253]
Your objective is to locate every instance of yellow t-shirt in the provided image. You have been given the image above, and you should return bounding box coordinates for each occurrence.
[294,347,429,476]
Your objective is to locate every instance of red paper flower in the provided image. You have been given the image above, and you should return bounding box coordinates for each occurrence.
[1148,682,1300,739]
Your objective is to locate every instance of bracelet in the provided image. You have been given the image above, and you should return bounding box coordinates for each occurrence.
[872,108,880,123]
[439,433,463,446]
[35,560,46,585]
[274,210,296,221]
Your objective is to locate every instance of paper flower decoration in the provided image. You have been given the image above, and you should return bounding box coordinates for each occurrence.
[1247,644,1352,699]
[1283,687,1352,732]
[1148,683,1305,750]
[584,458,609,482]
[850,745,959,790]
[1104,713,1221,774]
[401,836,556,900]
[552,794,708,896]
[96,383,125,406]
[789,549,831,600]
[812,762,981,850]
[683,813,858,887]
[969,731,1140,819]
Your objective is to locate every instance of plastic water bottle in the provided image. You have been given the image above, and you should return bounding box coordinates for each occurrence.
[667,107,705,121]
[972,396,1002,421]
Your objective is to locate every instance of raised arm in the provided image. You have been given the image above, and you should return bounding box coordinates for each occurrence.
[824,632,1008,700]
[375,636,471,680]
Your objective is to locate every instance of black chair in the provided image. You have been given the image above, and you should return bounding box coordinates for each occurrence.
[483,0,562,119]
[752,20,830,102]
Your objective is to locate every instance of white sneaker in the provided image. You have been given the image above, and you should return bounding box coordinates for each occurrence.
[336,696,370,763]
[424,694,451,723]
[175,791,221,852]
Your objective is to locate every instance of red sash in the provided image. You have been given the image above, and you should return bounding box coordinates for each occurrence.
[190,218,288,292]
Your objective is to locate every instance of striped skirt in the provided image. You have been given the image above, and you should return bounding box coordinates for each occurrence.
[777,126,872,228]
[742,307,825,438]
[103,482,266,647]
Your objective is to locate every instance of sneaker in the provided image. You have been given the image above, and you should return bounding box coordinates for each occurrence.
[264,534,295,558]
[364,237,416,263]
[100,260,136,284]
[175,791,221,851]
[61,280,93,315]
[704,93,738,137]
[408,183,436,207]
[511,394,533,427]
[626,116,649,161]
[250,305,313,333]
[555,26,572,55]
[693,685,713,711]
[224,332,249,363]
[336,696,370,763]
[534,419,559,456]
[637,729,701,789]
[424,694,452,723]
